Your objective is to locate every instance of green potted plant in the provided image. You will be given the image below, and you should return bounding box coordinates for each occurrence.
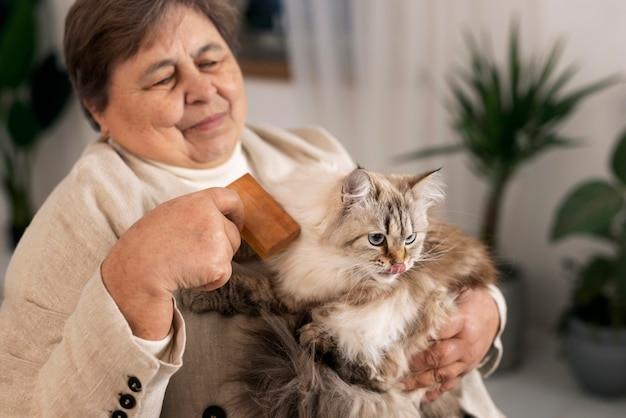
[550,128,626,397]
[0,0,72,247]
[396,21,619,370]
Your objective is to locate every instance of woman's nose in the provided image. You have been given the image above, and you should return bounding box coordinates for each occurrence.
[184,72,217,104]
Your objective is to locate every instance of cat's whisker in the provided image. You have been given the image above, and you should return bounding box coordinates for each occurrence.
[338,262,376,297]
[420,244,456,267]
[291,260,367,295]
[340,263,368,284]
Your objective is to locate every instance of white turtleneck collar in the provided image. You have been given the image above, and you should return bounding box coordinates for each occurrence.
[109,139,253,190]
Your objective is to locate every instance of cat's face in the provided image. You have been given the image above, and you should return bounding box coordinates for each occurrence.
[326,169,443,284]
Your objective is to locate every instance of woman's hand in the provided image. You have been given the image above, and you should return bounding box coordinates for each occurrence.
[401,287,500,401]
[102,187,243,340]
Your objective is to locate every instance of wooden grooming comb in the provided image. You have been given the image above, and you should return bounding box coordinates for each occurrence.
[227,174,300,259]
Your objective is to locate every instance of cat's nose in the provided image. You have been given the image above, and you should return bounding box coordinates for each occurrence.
[387,263,406,275]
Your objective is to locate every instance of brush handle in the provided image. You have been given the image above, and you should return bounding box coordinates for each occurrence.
[227,174,300,259]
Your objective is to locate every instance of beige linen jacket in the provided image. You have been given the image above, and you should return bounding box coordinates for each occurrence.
[0,124,505,417]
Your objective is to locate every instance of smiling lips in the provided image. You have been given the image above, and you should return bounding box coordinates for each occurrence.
[185,112,226,132]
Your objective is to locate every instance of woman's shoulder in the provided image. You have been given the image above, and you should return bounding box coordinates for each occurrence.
[58,140,146,202]
[42,140,180,233]
[241,123,356,184]
[31,141,150,237]
[248,124,353,161]
[71,140,134,179]
[67,140,186,202]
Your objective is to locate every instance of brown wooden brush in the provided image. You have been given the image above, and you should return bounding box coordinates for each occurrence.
[227,174,300,259]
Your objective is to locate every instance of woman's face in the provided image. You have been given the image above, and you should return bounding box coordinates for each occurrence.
[88,5,247,168]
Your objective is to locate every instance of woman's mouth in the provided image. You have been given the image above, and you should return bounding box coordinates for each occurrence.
[186,113,226,132]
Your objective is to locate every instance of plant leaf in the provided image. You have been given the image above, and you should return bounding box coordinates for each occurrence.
[542,63,578,101]
[616,250,626,309]
[7,101,39,149]
[0,0,36,88]
[393,144,465,163]
[30,52,73,129]
[550,180,623,241]
[513,134,579,166]
[534,37,566,95]
[508,19,520,103]
[573,256,612,306]
[611,128,626,185]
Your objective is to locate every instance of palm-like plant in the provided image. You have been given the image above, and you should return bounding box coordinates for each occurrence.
[399,22,619,256]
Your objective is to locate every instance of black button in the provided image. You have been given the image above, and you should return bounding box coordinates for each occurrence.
[203,405,226,418]
[128,376,142,393]
[111,411,127,418]
[119,393,136,409]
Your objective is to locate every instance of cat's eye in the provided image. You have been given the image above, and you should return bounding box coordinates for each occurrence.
[405,233,417,245]
[368,233,385,246]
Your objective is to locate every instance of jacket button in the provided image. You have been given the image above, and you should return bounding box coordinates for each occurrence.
[119,393,137,409]
[128,376,142,392]
[111,411,128,418]
[203,405,226,418]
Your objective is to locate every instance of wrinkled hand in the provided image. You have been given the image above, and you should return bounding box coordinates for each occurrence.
[102,187,243,339]
[401,287,499,401]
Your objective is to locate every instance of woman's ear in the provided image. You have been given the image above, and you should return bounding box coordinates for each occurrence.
[83,98,108,134]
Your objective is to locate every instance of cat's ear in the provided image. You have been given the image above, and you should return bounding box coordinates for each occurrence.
[342,169,373,209]
[410,168,445,208]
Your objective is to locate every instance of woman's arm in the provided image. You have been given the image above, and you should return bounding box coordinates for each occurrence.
[31,271,185,417]
[0,143,244,416]
[29,188,242,417]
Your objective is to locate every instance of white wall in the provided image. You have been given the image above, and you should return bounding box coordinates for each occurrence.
[2,1,626,331]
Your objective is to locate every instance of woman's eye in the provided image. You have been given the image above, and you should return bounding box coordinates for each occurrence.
[154,76,174,86]
[368,233,385,246]
[199,60,217,69]
[405,232,417,245]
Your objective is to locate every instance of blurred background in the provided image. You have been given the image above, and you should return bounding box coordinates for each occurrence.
[1,0,626,416]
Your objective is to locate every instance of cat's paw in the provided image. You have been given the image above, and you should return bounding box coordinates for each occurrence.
[179,288,228,314]
[298,322,335,354]
[335,361,385,391]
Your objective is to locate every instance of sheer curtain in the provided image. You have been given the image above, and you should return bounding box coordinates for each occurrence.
[284,0,539,225]
[285,1,466,170]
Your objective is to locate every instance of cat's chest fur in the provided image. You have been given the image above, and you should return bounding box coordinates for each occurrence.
[309,281,448,368]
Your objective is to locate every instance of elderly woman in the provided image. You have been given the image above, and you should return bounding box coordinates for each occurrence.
[0,0,505,416]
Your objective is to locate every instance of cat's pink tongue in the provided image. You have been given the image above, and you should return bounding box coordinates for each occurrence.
[388,264,406,275]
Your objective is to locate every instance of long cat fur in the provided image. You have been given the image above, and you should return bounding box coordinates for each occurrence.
[181,164,497,418]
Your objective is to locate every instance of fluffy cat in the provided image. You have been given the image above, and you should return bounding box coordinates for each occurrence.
[181,164,497,418]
